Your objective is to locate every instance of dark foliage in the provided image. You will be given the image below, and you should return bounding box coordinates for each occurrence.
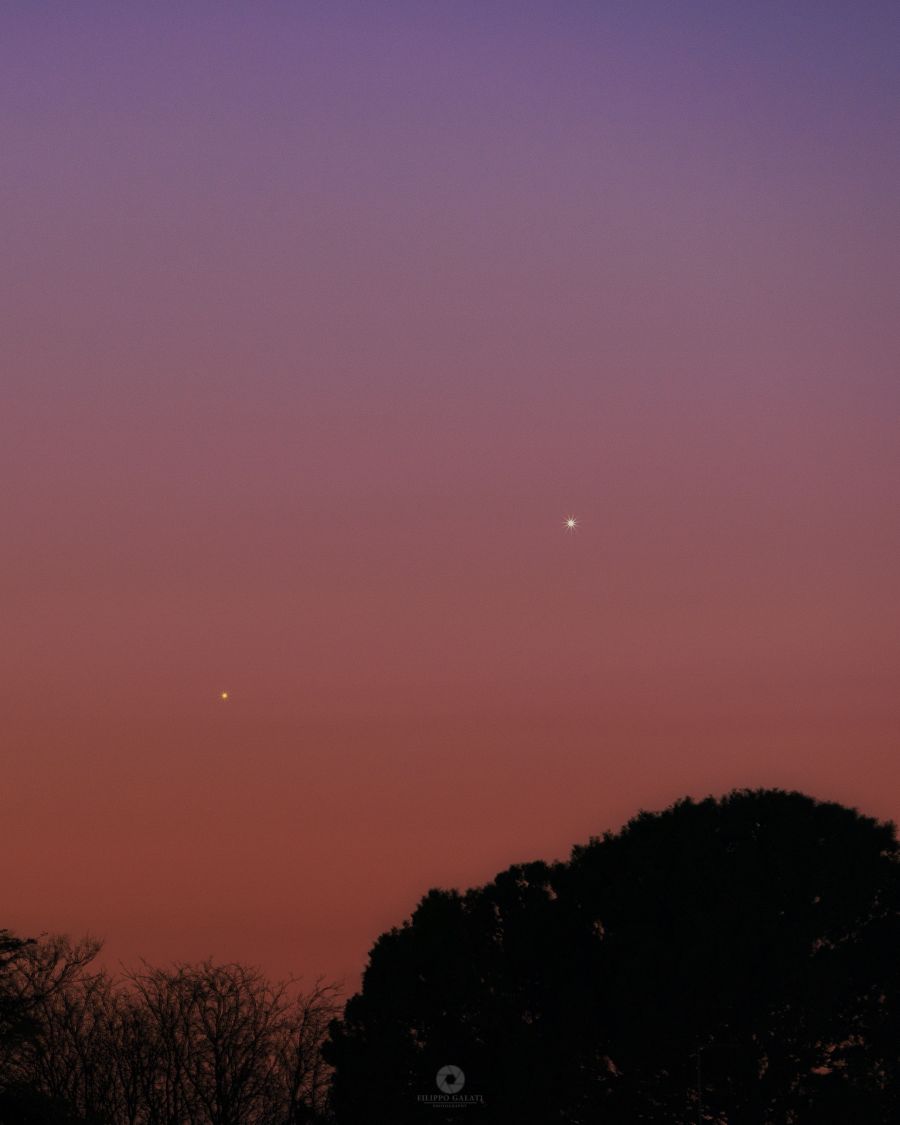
[325,789,899,1123]
[0,933,36,1051]
[0,934,339,1125]
[0,1083,90,1125]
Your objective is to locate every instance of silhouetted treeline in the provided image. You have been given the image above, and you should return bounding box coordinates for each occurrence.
[0,936,338,1124]
[3,789,898,1123]
[326,789,899,1123]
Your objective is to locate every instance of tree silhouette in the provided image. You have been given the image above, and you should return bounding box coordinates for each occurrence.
[0,935,340,1124]
[324,789,899,1123]
[0,930,93,1123]
[0,931,36,1052]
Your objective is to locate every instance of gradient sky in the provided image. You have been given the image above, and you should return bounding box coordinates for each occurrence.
[2,1,899,985]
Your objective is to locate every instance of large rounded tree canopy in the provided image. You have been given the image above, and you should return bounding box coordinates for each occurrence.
[325,789,899,1124]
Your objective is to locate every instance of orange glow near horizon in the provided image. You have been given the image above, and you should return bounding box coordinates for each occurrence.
[2,3,898,986]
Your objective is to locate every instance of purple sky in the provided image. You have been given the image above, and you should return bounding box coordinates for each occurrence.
[2,2,899,983]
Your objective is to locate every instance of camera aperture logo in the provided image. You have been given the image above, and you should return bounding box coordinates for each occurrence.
[436,1065,465,1094]
[417,1064,485,1109]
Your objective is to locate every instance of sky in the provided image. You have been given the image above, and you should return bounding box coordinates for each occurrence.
[2,1,899,985]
